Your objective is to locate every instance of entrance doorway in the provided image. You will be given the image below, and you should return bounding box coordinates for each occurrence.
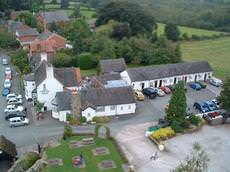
[159,80,163,87]
[141,83,145,89]
[174,78,177,84]
[184,76,187,83]
[155,80,158,87]
[195,75,197,82]
[204,73,207,81]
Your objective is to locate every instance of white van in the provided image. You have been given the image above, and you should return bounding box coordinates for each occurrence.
[209,77,223,87]
[9,117,29,127]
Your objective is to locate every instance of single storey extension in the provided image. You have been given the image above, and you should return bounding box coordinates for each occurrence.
[80,87,136,121]
[121,61,213,90]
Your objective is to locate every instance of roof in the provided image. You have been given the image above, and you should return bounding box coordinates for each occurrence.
[80,87,136,109]
[127,61,213,82]
[37,31,53,40]
[53,92,72,111]
[96,73,121,84]
[34,60,47,86]
[0,135,17,158]
[8,20,23,33]
[17,27,38,36]
[53,67,81,87]
[100,58,127,74]
[40,10,69,24]
[24,73,35,81]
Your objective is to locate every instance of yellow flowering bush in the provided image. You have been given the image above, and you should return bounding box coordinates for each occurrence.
[150,127,175,141]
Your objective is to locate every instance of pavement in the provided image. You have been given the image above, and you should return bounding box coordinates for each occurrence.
[116,122,230,172]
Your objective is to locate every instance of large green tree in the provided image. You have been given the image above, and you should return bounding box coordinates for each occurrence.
[61,0,69,9]
[18,11,37,28]
[96,1,156,36]
[166,81,187,128]
[217,77,230,113]
[0,31,20,48]
[164,23,181,41]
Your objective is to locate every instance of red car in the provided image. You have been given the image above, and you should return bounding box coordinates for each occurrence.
[160,86,171,94]
[5,74,12,80]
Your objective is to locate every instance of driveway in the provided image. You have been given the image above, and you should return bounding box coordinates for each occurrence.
[116,123,230,172]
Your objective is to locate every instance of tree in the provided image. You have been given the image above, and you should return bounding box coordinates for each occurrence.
[77,52,97,69]
[96,1,156,36]
[217,77,230,113]
[52,0,57,4]
[72,4,81,18]
[52,52,73,67]
[166,81,187,131]
[111,22,131,40]
[18,11,37,28]
[171,143,209,172]
[0,31,20,48]
[61,0,69,9]
[49,22,58,32]
[164,23,181,41]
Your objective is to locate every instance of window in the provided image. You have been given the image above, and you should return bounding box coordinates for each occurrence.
[128,105,131,109]
[150,82,153,87]
[87,113,91,117]
[43,84,46,90]
[32,83,35,86]
[120,106,123,110]
[110,105,115,110]
[37,44,41,50]
[96,106,105,112]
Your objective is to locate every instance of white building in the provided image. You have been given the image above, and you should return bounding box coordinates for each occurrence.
[51,92,72,122]
[119,61,213,90]
[80,87,136,121]
[24,60,82,112]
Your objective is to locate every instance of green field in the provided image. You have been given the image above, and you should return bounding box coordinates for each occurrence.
[46,136,125,172]
[44,3,96,18]
[157,23,224,37]
[181,37,230,79]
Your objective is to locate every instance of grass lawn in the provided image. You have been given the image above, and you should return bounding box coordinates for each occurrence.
[45,136,125,172]
[181,37,230,79]
[81,69,98,77]
[157,23,224,37]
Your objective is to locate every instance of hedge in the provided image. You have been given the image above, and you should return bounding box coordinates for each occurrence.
[150,127,175,141]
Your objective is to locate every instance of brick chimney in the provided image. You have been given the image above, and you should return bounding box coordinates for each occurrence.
[76,68,82,85]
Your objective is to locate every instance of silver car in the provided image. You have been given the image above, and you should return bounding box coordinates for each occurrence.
[2,58,8,65]
[9,117,29,127]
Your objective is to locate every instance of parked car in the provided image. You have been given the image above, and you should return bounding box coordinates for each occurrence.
[7,98,23,105]
[204,101,218,111]
[2,88,10,96]
[4,79,11,89]
[5,67,11,75]
[9,117,29,127]
[5,74,12,80]
[5,111,26,120]
[155,88,165,97]
[2,58,8,65]
[4,104,24,114]
[212,99,220,109]
[142,87,157,99]
[207,111,221,118]
[134,90,145,101]
[209,77,223,87]
[160,86,171,94]
[190,83,202,90]
[196,82,207,89]
[6,93,22,101]
[193,102,209,113]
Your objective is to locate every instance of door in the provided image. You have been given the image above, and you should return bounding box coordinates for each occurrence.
[195,75,197,82]
[141,83,145,89]
[185,76,187,83]
[159,80,162,87]
[204,73,207,81]
[174,78,177,84]
[155,80,158,87]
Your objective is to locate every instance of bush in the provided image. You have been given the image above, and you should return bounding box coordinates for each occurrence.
[92,116,110,123]
[63,125,73,138]
[52,52,73,67]
[80,116,87,123]
[171,120,184,133]
[77,52,97,69]
[189,115,202,126]
[150,127,175,141]
[181,119,191,129]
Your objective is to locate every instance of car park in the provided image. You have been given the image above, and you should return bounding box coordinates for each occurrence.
[5,111,26,120]
[193,102,209,113]
[2,58,8,65]
[134,90,145,101]
[6,93,22,101]
[2,88,10,96]
[196,82,207,89]
[7,98,23,105]
[5,67,11,75]
[160,86,171,94]
[142,87,157,99]
[4,79,11,89]
[209,77,223,87]
[204,101,218,111]
[4,104,24,114]
[155,88,165,97]
[9,117,29,127]
[190,83,202,90]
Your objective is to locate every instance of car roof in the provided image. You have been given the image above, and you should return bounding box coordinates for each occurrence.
[9,117,22,121]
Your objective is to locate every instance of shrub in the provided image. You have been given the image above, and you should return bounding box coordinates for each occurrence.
[52,52,73,67]
[171,120,184,133]
[189,115,202,126]
[92,116,110,123]
[181,119,191,129]
[63,125,73,138]
[80,116,87,123]
[150,127,175,141]
[77,53,97,69]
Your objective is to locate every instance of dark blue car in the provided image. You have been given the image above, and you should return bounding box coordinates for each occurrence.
[2,88,10,96]
[204,101,218,111]
[193,102,209,113]
[190,83,202,90]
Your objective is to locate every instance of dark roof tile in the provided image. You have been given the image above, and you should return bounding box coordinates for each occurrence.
[100,58,127,74]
